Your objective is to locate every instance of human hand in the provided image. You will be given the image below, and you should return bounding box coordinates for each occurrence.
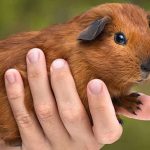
[1,48,124,150]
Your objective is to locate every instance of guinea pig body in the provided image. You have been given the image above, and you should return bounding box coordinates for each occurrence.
[0,3,150,145]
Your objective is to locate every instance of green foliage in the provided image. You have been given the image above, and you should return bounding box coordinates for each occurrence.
[0,0,150,149]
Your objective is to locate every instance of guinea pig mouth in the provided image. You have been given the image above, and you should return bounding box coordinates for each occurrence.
[137,71,150,83]
[137,79,145,83]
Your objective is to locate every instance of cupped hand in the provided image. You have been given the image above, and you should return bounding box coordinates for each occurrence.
[1,48,123,150]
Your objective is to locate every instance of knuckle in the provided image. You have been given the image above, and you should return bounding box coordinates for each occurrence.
[97,127,122,144]
[61,108,85,123]
[8,92,23,101]
[52,71,70,82]
[35,105,54,121]
[92,104,107,114]
[28,70,42,79]
[53,72,65,81]
[16,113,32,128]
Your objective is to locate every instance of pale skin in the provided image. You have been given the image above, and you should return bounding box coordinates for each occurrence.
[1,48,150,150]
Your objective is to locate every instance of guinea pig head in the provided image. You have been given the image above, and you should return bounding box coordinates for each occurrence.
[76,3,150,96]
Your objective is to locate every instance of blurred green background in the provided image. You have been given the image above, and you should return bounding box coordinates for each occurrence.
[0,0,150,150]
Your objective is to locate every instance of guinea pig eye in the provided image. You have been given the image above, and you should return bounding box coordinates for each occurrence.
[114,32,127,45]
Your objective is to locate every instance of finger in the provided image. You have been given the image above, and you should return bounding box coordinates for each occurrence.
[87,79,122,144]
[4,69,47,149]
[50,59,93,142]
[26,48,70,146]
[118,94,150,120]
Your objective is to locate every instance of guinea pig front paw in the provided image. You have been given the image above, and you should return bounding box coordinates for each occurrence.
[113,93,142,115]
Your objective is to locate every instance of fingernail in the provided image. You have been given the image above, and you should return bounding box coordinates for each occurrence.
[5,72,16,84]
[89,79,103,95]
[27,48,41,63]
[51,59,66,70]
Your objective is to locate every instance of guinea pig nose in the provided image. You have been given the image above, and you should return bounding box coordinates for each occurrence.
[141,61,150,72]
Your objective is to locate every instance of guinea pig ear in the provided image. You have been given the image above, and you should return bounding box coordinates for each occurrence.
[77,16,111,41]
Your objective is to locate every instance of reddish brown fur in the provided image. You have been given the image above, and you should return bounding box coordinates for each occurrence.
[0,3,150,144]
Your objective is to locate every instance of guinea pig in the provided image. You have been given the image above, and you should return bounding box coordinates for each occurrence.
[0,3,150,145]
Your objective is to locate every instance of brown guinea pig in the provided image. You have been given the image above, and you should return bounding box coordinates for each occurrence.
[0,3,150,145]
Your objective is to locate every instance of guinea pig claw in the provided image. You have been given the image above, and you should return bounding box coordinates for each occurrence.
[132,111,137,115]
[136,100,143,105]
[129,92,140,97]
[136,106,142,110]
